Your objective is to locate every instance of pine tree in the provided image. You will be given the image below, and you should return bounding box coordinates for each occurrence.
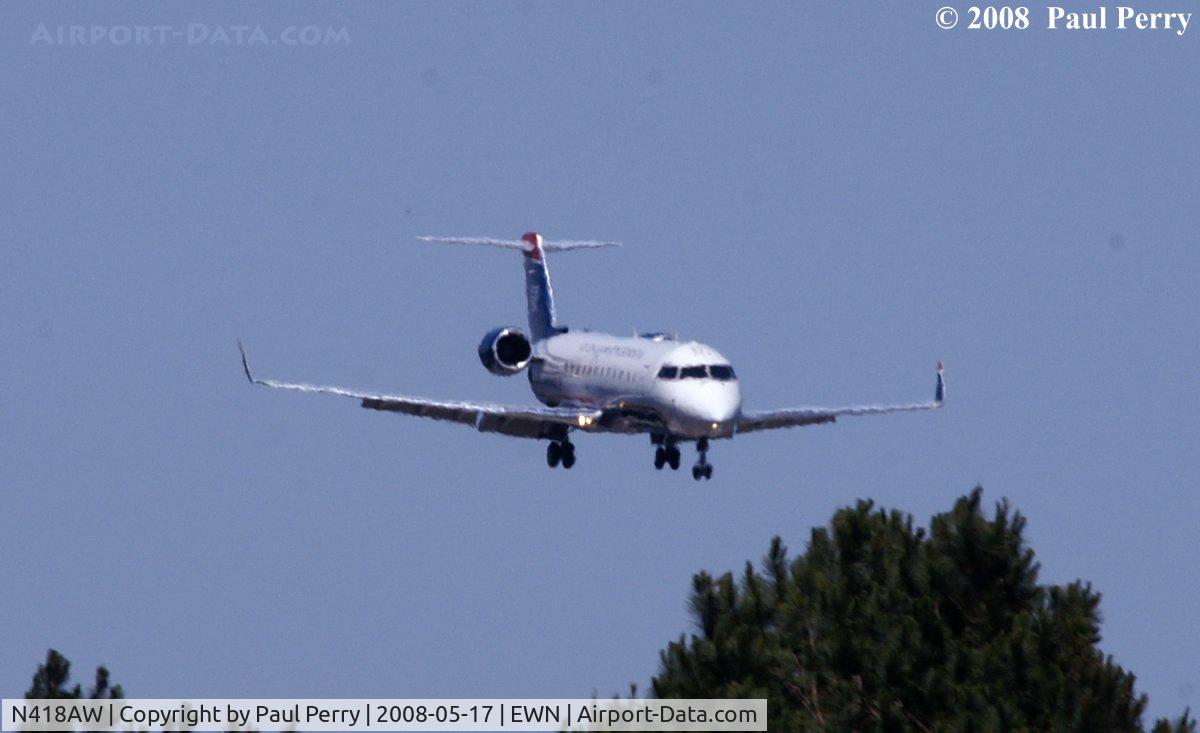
[25,649,123,700]
[653,488,1194,732]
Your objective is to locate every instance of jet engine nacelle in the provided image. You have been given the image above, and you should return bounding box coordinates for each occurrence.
[478,327,533,376]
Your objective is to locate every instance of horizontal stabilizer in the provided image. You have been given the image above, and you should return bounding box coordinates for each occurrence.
[417,234,620,254]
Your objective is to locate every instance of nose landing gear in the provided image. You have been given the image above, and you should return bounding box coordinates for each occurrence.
[547,439,575,469]
[692,437,713,481]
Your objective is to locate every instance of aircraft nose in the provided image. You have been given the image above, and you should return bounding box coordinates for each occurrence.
[670,381,742,437]
[706,400,739,424]
[699,386,741,432]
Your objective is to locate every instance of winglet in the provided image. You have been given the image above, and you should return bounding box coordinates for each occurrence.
[237,339,256,384]
[935,362,946,404]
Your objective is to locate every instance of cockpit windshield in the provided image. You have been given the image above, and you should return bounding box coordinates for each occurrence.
[657,364,737,381]
[709,365,736,381]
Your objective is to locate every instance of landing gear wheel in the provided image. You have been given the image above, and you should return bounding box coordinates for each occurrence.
[655,442,681,472]
[547,441,561,468]
[693,438,712,480]
[561,443,576,469]
[667,446,681,470]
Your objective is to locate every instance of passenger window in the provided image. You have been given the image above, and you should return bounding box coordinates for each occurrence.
[709,365,736,381]
[657,366,678,379]
[680,366,707,379]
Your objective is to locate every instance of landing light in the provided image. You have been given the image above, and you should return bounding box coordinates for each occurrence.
[711,422,719,431]
[578,415,593,427]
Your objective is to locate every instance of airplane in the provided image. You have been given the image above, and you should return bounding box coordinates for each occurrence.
[238,232,945,480]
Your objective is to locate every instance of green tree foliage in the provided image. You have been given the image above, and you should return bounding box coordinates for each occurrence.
[653,488,1194,732]
[26,649,123,700]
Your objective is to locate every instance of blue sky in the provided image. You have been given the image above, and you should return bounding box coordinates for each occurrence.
[2,1,1196,721]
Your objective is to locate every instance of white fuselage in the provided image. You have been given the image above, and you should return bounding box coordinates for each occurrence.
[527,330,742,439]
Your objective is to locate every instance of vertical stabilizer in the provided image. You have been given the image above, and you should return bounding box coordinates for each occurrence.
[521,232,558,341]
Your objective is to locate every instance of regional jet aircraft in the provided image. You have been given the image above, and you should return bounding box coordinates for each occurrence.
[238,232,944,479]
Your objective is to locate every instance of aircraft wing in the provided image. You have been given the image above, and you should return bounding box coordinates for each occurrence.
[238,341,601,439]
[734,364,945,434]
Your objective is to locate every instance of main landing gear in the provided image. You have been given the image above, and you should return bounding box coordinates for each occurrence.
[546,439,575,469]
[654,442,681,471]
[692,437,713,481]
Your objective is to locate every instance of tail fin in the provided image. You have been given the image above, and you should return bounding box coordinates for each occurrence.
[520,232,558,341]
[417,232,619,341]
